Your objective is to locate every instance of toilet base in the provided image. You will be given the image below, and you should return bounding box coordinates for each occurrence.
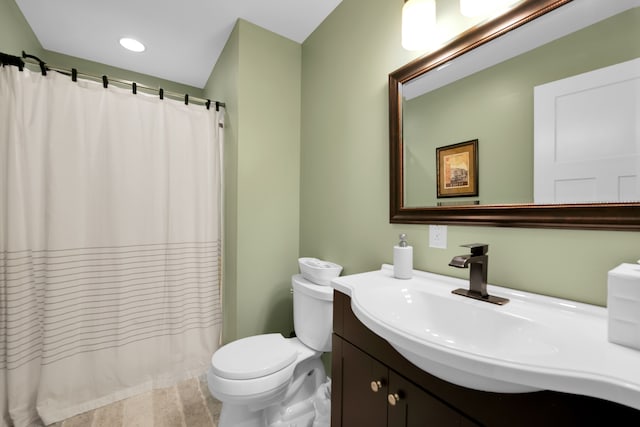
[216,358,329,427]
[219,403,266,427]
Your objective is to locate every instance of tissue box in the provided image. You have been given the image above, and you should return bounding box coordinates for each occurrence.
[608,263,640,350]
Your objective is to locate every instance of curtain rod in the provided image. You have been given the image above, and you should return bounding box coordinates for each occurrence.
[0,51,225,110]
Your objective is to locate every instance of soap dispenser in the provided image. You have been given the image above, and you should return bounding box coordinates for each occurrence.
[393,233,413,279]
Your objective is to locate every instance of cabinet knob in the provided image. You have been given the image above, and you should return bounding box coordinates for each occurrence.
[388,393,402,406]
[370,380,384,392]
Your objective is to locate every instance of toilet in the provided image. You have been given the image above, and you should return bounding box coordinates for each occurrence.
[207,273,334,427]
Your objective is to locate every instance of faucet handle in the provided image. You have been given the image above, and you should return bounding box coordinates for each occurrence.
[461,243,488,255]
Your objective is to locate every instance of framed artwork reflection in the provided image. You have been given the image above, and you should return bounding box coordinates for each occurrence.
[436,139,478,198]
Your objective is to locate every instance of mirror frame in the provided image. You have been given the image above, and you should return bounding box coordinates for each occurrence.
[389,0,640,230]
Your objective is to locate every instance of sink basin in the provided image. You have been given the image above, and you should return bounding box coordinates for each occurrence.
[331,265,640,410]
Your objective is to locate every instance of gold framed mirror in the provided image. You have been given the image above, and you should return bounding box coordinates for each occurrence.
[389,0,640,230]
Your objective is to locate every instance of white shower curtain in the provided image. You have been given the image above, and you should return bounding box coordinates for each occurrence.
[0,66,224,426]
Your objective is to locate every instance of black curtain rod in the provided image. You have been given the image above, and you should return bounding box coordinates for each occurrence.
[0,51,225,111]
[0,52,25,70]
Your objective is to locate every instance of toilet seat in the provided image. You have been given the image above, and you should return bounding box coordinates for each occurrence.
[212,334,297,380]
[208,335,320,405]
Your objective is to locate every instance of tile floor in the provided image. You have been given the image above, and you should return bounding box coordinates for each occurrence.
[48,376,222,427]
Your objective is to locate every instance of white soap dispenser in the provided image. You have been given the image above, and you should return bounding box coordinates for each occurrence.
[393,233,413,279]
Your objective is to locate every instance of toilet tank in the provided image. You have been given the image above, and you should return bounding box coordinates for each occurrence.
[292,274,333,352]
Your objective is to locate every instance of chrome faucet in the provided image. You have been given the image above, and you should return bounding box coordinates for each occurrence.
[449,243,509,305]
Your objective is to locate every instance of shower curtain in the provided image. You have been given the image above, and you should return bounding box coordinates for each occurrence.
[0,65,224,426]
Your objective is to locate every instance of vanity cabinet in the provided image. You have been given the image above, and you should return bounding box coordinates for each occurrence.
[339,340,387,426]
[331,290,640,427]
[339,338,473,426]
[386,369,478,426]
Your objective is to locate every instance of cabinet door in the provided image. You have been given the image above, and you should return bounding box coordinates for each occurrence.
[387,371,476,427]
[341,340,388,427]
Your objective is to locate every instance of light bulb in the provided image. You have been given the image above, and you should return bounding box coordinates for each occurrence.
[402,0,436,51]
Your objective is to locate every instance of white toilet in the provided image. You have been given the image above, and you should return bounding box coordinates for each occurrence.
[207,273,334,427]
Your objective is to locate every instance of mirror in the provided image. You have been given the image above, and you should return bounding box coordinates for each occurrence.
[389,0,640,230]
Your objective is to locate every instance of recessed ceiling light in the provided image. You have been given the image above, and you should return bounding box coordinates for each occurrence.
[119,38,145,53]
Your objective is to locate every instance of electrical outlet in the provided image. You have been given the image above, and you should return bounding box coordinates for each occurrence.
[429,225,447,249]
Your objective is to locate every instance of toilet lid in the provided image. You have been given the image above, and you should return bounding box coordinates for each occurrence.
[211,334,298,380]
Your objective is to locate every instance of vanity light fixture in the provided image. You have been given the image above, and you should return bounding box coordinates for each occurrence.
[119,37,146,53]
[402,0,436,51]
[459,0,518,18]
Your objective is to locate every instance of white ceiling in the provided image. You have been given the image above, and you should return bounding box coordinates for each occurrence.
[15,0,343,89]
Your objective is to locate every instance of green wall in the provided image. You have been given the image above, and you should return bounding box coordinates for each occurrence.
[404,9,640,206]
[205,20,302,343]
[0,0,41,56]
[300,0,640,307]
[41,50,203,97]
[204,23,241,344]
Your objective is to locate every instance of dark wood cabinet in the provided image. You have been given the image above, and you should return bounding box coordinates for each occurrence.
[340,340,387,426]
[337,337,474,426]
[387,370,476,426]
[331,290,640,427]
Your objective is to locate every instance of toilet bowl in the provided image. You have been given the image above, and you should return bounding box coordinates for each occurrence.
[207,273,334,427]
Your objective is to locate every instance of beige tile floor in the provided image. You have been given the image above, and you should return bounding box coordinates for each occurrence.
[48,376,222,427]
